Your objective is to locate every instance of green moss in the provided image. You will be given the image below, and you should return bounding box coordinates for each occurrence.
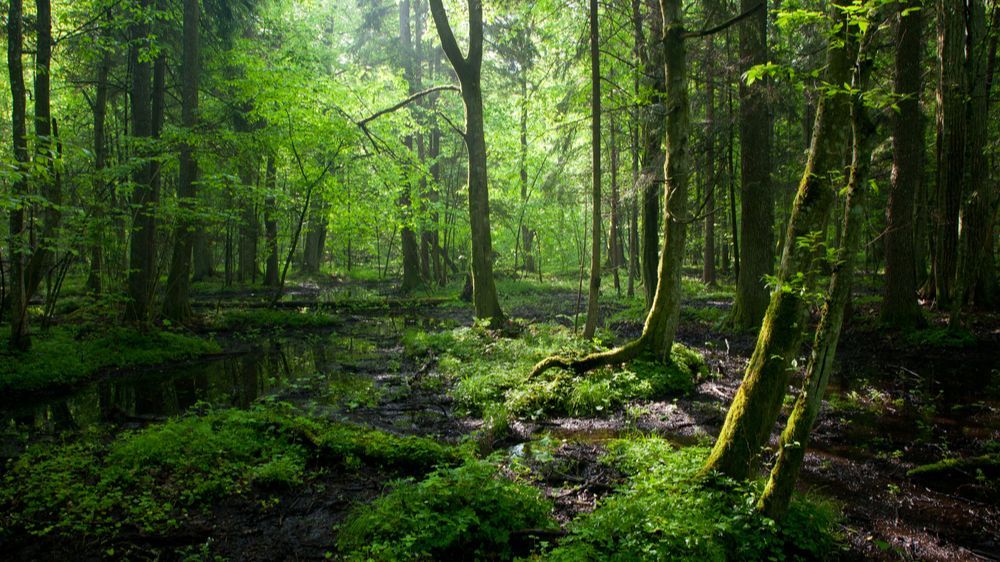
[0,405,464,541]
[0,326,220,392]
[903,326,976,348]
[546,438,842,561]
[906,453,1000,478]
[338,460,556,561]
[409,324,704,420]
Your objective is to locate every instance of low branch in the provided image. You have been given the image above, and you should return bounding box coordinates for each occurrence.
[683,2,764,39]
[357,85,461,127]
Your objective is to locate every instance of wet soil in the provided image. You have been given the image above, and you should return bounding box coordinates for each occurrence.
[2,280,997,561]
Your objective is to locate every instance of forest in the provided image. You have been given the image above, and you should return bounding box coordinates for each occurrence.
[0,0,998,559]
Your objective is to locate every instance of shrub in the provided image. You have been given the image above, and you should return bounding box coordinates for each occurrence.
[338,460,556,561]
[546,438,842,561]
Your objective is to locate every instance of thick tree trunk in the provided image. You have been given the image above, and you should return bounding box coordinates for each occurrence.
[952,0,996,319]
[429,0,504,325]
[639,0,666,309]
[193,233,213,281]
[881,0,925,329]
[702,1,854,481]
[7,0,30,350]
[125,0,157,324]
[163,0,201,321]
[729,0,774,329]
[583,0,603,340]
[932,0,967,308]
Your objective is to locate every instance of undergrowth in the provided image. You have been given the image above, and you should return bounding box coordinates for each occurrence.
[337,459,556,561]
[405,323,706,420]
[0,326,220,392]
[0,404,464,542]
[205,308,341,330]
[546,438,843,561]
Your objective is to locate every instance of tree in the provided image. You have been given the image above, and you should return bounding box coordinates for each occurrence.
[428,0,504,325]
[702,0,855,481]
[582,0,603,340]
[531,0,691,376]
[125,0,157,324]
[880,0,925,329]
[163,0,202,322]
[6,0,30,350]
[399,0,422,292]
[729,0,774,330]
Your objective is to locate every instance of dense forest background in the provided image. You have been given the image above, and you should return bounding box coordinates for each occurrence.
[0,0,998,560]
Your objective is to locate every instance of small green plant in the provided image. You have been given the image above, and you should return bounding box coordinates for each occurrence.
[338,460,556,561]
[904,326,976,348]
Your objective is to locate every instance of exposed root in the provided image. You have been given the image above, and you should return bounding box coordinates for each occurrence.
[529,336,648,378]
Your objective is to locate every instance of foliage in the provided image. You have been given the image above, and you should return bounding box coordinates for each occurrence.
[338,460,555,561]
[205,308,341,331]
[546,438,843,561]
[0,405,463,541]
[0,326,220,392]
[405,324,704,419]
[903,326,976,348]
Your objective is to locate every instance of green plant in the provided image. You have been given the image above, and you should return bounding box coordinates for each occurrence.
[546,438,842,561]
[338,460,556,561]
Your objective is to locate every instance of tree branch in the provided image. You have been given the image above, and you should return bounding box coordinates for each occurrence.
[357,84,460,127]
[429,0,468,74]
[683,1,764,39]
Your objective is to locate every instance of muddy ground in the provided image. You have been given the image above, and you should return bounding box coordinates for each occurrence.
[1,279,997,561]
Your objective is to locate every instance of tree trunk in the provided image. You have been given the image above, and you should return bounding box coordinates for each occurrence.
[639,0,666,309]
[399,0,422,292]
[703,45,716,286]
[520,76,535,274]
[702,1,854,481]
[429,0,504,325]
[931,0,967,309]
[163,0,201,321]
[952,0,996,320]
[87,51,112,296]
[583,0,603,340]
[758,58,876,517]
[729,0,774,329]
[7,0,30,350]
[263,156,280,287]
[881,0,926,329]
[530,0,689,376]
[125,0,157,324]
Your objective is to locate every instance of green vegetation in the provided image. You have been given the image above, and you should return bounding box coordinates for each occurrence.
[205,308,341,331]
[547,438,842,561]
[903,326,977,348]
[0,326,220,392]
[405,324,706,419]
[0,405,463,541]
[338,460,555,561]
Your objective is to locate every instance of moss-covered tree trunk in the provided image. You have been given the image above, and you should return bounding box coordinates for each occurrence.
[638,0,666,310]
[758,55,876,517]
[429,0,504,326]
[530,0,689,376]
[702,1,854,481]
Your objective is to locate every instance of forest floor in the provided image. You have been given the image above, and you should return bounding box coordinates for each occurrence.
[1,274,997,561]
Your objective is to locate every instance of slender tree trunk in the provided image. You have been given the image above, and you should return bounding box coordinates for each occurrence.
[703,1,855,481]
[399,0,422,292]
[520,76,535,274]
[87,52,111,296]
[125,0,157,324]
[729,0,774,329]
[263,156,280,287]
[163,0,200,321]
[881,0,925,329]
[759,69,876,517]
[639,0,666,309]
[703,47,717,286]
[610,114,624,296]
[583,0,603,340]
[429,0,504,325]
[7,0,30,350]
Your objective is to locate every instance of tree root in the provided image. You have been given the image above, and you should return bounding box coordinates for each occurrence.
[528,336,648,378]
